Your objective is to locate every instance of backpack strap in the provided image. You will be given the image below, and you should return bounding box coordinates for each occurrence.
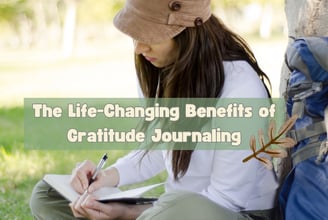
[292,106,328,166]
[292,141,328,166]
[292,142,322,166]
[292,82,323,102]
[288,120,326,142]
[289,81,323,118]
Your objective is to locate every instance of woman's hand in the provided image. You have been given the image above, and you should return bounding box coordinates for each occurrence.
[70,160,96,194]
[70,160,120,194]
[70,193,151,220]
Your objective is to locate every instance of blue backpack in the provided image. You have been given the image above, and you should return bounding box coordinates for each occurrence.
[279,37,328,220]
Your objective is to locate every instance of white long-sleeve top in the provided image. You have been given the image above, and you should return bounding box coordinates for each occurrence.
[112,60,279,212]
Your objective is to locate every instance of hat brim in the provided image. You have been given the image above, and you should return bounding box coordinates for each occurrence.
[114,7,185,45]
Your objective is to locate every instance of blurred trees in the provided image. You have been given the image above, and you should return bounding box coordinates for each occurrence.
[0,0,284,57]
[0,0,124,54]
[1,0,63,48]
[212,0,285,38]
[0,0,30,22]
[213,0,282,8]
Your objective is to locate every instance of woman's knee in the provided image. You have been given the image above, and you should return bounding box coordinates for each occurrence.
[29,180,74,220]
[30,180,51,217]
[138,191,245,220]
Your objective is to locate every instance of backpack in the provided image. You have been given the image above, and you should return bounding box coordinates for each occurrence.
[279,37,328,220]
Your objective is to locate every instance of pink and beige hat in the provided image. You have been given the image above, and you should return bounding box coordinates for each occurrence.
[114,0,212,44]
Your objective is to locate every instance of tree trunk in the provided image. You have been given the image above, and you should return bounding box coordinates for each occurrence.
[259,3,273,39]
[279,0,328,95]
[62,0,78,58]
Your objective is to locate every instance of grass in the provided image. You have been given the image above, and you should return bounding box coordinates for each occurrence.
[0,107,166,219]
[0,34,287,219]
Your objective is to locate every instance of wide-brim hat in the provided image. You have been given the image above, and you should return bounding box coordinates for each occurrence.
[114,0,212,44]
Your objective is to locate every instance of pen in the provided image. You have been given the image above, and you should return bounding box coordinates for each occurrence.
[89,153,108,185]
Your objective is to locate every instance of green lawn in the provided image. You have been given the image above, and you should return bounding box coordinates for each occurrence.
[0,107,166,219]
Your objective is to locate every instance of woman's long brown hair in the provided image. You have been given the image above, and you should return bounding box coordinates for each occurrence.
[135,15,271,180]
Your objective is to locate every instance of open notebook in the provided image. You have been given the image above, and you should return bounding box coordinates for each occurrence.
[43,174,163,204]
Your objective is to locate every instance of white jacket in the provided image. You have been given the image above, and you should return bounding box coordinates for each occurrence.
[112,60,279,211]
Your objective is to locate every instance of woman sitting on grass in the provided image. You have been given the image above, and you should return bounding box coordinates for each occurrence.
[30,0,279,219]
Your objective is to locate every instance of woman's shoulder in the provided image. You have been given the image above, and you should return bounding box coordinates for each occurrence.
[221,60,268,98]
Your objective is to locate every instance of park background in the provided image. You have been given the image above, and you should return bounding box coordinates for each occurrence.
[0,0,287,219]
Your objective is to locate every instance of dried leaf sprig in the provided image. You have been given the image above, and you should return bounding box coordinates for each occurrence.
[242,114,298,169]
